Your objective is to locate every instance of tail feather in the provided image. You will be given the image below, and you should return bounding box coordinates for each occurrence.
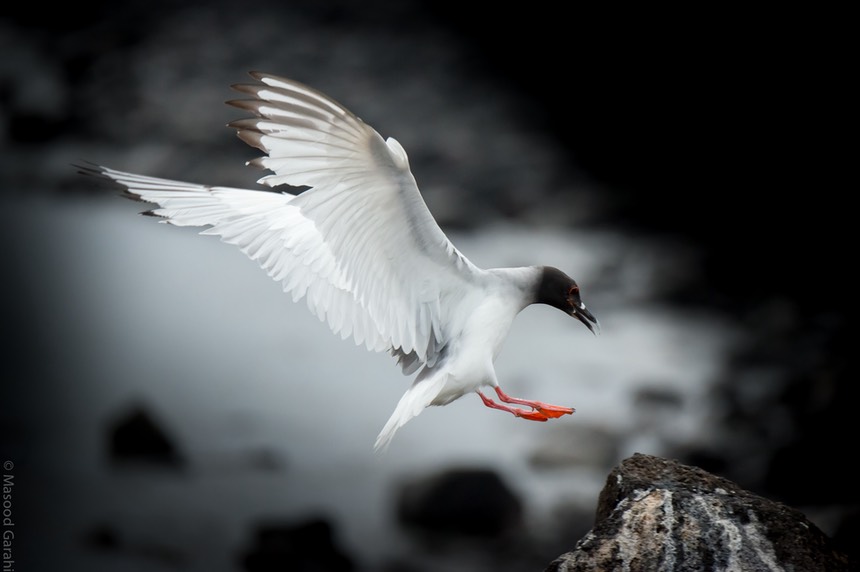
[374,371,448,452]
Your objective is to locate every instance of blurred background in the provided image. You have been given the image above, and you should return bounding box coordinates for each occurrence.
[1,2,853,571]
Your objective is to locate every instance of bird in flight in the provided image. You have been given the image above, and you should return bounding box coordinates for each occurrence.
[79,72,598,451]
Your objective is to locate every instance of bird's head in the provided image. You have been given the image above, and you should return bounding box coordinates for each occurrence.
[536,266,599,335]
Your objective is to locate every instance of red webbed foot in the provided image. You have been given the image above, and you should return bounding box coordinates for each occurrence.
[477,387,575,422]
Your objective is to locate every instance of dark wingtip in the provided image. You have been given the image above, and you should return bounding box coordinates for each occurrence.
[235,129,266,152]
[229,83,262,97]
[121,190,148,204]
[227,117,262,131]
[225,98,259,113]
[73,162,125,191]
[73,162,153,207]
[73,160,104,178]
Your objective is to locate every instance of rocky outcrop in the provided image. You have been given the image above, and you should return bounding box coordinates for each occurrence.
[546,453,852,572]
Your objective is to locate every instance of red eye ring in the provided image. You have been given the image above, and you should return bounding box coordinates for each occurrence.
[568,285,579,296]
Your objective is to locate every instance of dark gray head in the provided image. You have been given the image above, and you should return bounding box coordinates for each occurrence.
[536,266,599,334]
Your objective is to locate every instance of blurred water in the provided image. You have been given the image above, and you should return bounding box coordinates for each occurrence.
[4,193,738,570]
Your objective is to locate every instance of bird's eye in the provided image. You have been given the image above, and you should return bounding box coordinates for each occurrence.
[568,285,579,296]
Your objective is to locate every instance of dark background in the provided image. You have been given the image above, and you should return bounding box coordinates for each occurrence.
[2,1,854,569]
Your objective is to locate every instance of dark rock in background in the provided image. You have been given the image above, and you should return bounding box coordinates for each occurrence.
[395,467,558,571]
[239,517,356,572]
[108,404,184,469]
[547,453,853,572]
[397,468,523,540]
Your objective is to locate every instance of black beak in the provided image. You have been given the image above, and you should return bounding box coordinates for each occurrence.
[571,303,599,335]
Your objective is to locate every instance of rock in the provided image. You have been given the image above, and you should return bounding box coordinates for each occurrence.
[397,468,522,539]
[239,517,356,571]
[107,405,183,469]
[546,453,852,572]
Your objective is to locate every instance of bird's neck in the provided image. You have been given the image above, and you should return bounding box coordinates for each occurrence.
[486,266,544,310]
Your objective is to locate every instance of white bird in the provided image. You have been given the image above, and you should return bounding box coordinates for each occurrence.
[79,72,598,451]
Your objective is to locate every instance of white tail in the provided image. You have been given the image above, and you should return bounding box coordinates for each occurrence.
[374,371,449,452]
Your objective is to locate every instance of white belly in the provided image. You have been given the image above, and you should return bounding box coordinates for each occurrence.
[431,295,519,405]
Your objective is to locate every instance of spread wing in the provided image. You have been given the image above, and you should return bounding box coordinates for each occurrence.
[81,72,482,371]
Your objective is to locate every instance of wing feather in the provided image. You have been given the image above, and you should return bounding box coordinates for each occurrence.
[79,72,482,369]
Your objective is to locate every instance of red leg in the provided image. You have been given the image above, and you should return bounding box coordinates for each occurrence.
[494,386,575,418]
[477,391,549,422]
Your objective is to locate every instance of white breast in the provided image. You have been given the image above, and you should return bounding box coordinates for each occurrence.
[430,277,531,405]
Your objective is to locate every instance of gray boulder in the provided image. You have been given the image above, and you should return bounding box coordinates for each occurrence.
[546,453,852,572]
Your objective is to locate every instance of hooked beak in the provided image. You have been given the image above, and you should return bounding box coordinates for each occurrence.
[571,303,600,335]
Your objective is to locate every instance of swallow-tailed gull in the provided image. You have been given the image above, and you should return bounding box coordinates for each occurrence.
[78,72,598,451]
